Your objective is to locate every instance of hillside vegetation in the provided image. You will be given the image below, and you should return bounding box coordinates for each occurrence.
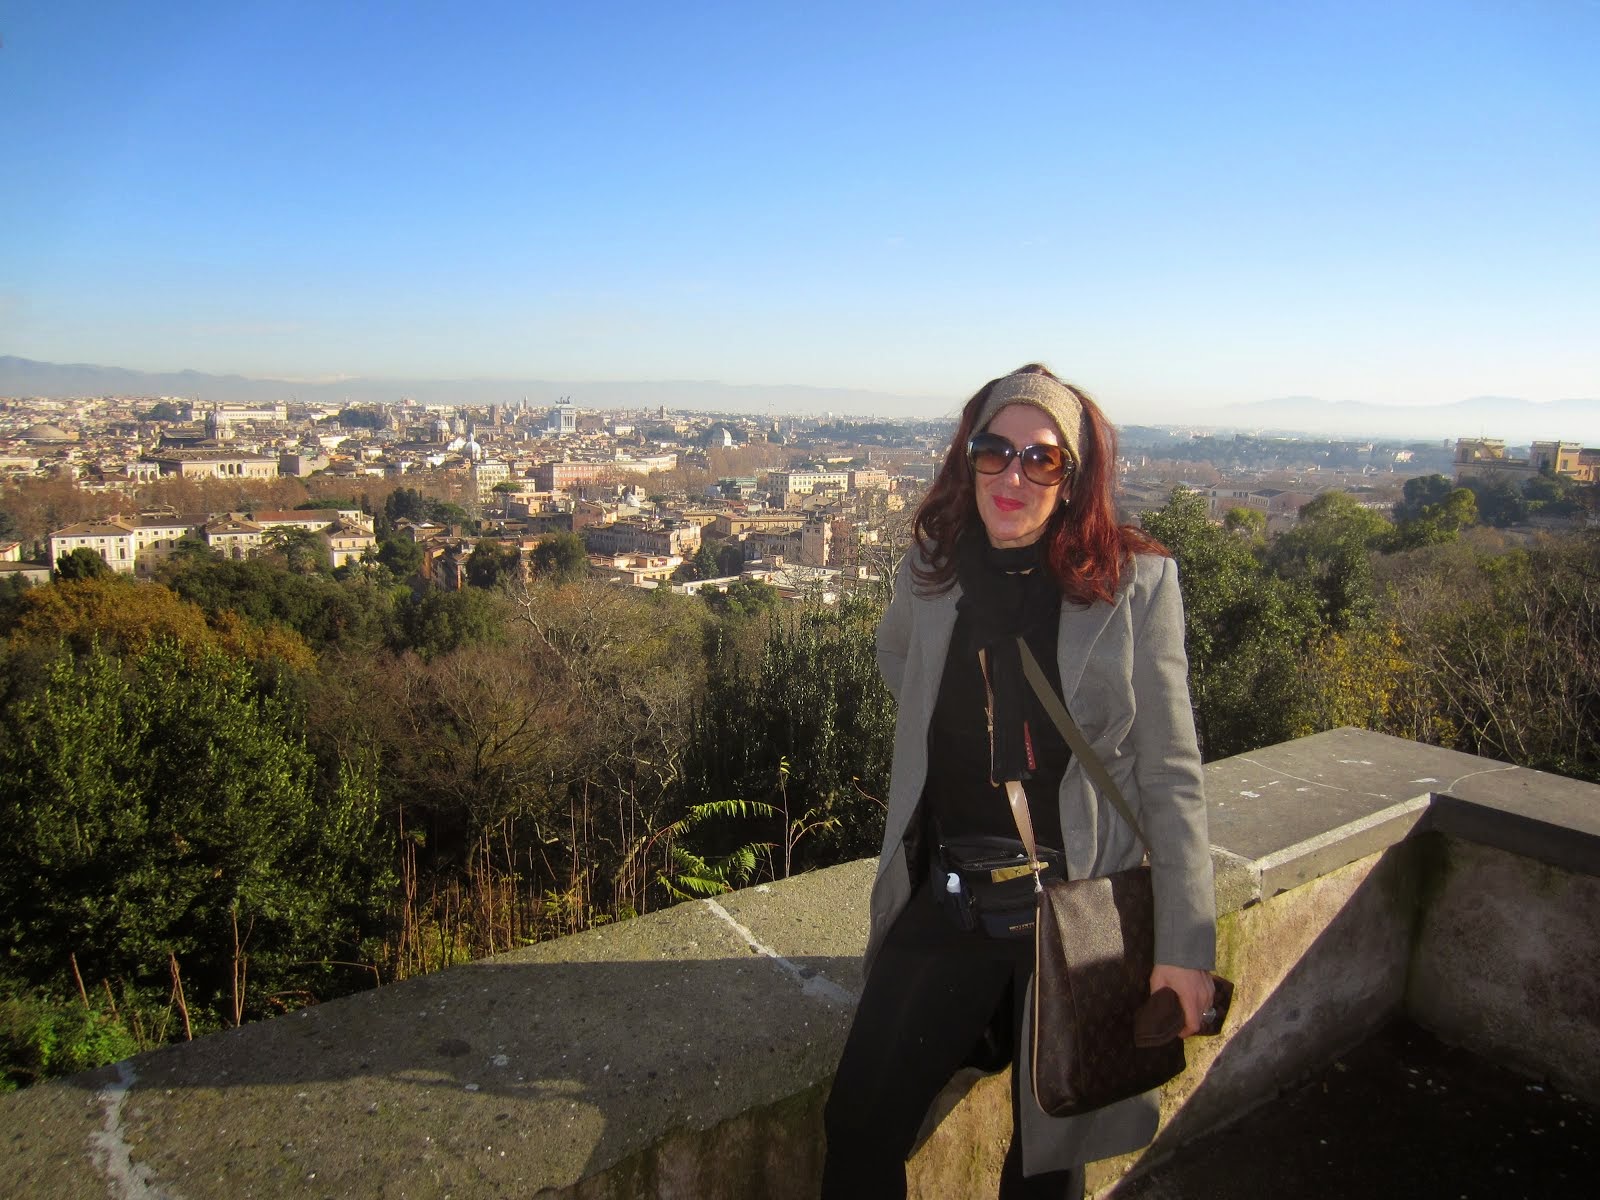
[0,476,1595,1088]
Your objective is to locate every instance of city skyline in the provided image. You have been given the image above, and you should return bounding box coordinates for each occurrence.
[8,353,1600,444]
[3,1,1597,420]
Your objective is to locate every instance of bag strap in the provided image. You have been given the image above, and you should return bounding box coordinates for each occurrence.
[979,647,1056,889]
[1015,636,1154,856]
[1004,779,1042,882]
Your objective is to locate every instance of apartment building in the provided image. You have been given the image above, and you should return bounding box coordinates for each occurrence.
[766,470,850,497]
[582,519,702,557]
[48,513,203,575]
[142,449,280,480]
[48,518,139,573]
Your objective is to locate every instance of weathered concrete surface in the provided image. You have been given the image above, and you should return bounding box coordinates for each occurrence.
[1201,727,1482,897]
[1203,726,1600,897]
[1408,838,1600,1104]
[1207,846,1259,918]
[0,860,874,1200]
[1429,772,1600,877]
[906,1071,1013,1199]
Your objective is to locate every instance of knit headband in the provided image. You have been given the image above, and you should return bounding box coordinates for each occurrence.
[973,372,1086,468]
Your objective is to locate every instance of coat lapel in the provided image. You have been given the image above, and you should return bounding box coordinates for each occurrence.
[1055,596,1118,706]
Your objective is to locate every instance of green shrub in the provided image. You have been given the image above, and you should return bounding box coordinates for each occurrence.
[0,995,139,1090]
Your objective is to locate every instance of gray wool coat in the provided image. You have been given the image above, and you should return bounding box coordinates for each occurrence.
[863,548,1216,1175]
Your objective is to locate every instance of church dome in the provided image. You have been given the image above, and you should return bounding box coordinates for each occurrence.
[20,423,73,442]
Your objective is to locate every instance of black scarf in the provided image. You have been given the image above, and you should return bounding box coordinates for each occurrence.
[953,529,1060,785]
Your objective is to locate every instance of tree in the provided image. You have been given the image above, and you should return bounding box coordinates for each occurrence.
[158,554,391,655]
[1394,487,1477,550]
[1141,489,1323,757]
[1463,478,1528,527]
[511,579,714,919]
[335,408,385,430]
[377,533,424,579]
[384,486,473,532]
[262,526,331,576]
[1268,492,1394,633]
[0,478,103,546]
[465,539,522,590]
[689,542,721,580]
[532,533,588,584]
[385,487,429,525]
[10,576,209,656]
[168,534,219,565]
[0,575,32,634]
[1383,534,1600,783]
[54,547,112,581]
[705,577,781,618]
[1524,470,1587,519]
[1222,507,1267,540]
[390,588,508,660]
[682,591,894,873]
[716,542,747,577]
[4,575,317,670]
[0,642,391,1030]
[138,401,185,422]
[1394,474,1455,522]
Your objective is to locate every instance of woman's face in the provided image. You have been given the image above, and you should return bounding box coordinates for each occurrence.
[973,404,1067,549]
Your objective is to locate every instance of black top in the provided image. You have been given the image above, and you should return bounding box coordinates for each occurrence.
[924,537,1070,849]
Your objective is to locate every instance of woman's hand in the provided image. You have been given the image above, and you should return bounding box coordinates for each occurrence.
[1149,963,1215,1038]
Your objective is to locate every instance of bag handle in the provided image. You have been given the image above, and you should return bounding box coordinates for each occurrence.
[1003,779,1043,885]
[1013,636,1154,857]
[977,646,1056,887]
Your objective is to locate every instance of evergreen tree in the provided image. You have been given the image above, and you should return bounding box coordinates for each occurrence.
[54,547,111,581]
[0,642,391,1029]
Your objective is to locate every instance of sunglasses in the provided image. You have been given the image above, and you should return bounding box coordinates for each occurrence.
[966,432,1074,487]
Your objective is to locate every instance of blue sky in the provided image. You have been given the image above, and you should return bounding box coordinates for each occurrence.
[2,1,1596,417]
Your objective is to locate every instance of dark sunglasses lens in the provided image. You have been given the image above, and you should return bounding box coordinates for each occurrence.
[1021,445,1068,485]
[967,434,1013,475]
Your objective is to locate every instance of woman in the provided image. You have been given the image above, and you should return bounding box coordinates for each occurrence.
[821,365,1216,1198]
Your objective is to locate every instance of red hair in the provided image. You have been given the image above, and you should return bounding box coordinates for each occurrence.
[911,364,1166,605]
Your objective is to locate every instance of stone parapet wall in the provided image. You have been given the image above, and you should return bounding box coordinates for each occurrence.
[2,729,1597,1198]
[1407,838,1600,1102]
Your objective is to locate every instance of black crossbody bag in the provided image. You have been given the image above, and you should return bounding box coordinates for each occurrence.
[934,831,1065,939]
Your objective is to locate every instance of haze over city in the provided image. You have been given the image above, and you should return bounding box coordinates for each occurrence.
[3,1,1597,429]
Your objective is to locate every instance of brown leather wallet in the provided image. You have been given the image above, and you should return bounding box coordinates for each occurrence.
[1133,974,1235,1047]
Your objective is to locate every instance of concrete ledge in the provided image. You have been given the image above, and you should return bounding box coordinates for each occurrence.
[1207,845,1259,916]
[1204,728,1479,897]
[1427,789,1600,877]
[5,730,1599,1198]
[0,861,874,1200]
[1204,727,1600,897]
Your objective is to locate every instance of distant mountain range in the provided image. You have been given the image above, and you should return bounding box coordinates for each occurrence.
[1204,394,1600,445]
[0,356,945,422]
[3,356,1597,444]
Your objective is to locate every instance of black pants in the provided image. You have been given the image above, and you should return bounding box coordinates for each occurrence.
[821,881,1085,1200]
